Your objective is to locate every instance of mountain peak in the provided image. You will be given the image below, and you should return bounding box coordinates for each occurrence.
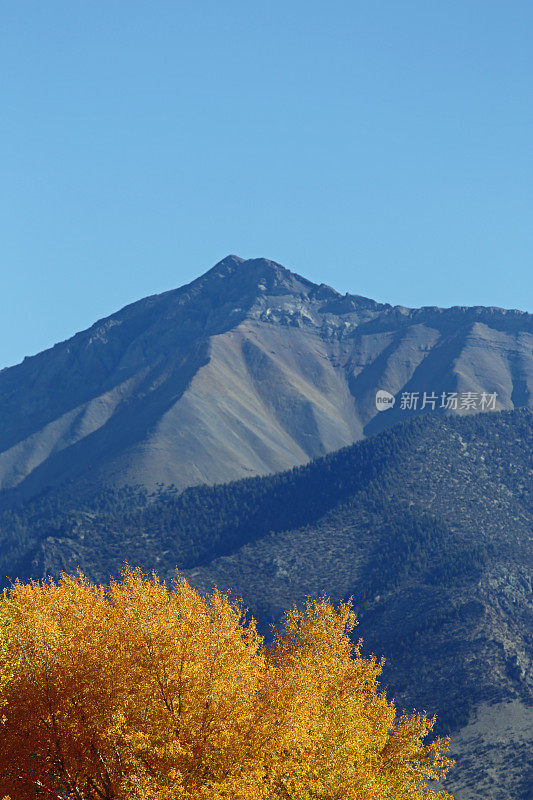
[210,254,246,273]
[195,255,317,298]
[0,253,531,505]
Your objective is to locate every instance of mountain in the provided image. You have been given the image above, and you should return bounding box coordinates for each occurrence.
[0,409,531,799]
[0,255,531,501]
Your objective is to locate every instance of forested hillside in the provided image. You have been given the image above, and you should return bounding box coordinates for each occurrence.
[1,409,530,592]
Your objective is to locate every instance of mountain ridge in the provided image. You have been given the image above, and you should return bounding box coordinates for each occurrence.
[5,254,530,378]
[0,255,531,502]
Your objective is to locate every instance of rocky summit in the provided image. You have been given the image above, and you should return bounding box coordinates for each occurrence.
[0,255,531,501]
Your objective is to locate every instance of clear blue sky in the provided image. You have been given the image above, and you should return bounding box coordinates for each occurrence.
[1,1,532,369]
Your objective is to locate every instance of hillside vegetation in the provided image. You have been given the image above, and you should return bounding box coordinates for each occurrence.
[0,409,531,799]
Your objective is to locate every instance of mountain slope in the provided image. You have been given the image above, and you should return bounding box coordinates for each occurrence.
[0,255,531,500]
[0,409,531,799]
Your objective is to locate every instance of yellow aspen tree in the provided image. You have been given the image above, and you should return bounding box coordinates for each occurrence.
[0,568,453,799]
[0,590,14,724]
[0,590,14,800]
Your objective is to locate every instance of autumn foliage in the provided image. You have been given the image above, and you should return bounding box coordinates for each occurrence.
[0,568,453,799]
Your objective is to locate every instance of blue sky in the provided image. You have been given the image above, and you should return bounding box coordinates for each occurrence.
[1,1,532,369]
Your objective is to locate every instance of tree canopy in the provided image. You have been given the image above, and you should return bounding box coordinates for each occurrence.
[0,568,453,799]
